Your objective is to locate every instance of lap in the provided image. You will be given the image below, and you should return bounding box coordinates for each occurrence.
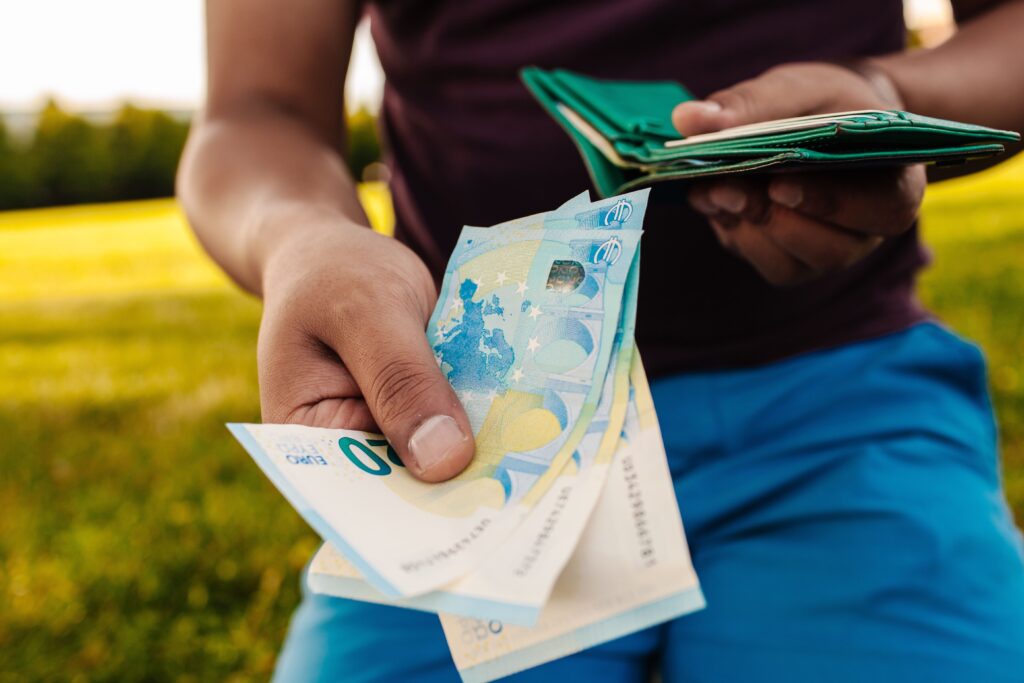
[655,323,1024,682]
[275,324,1024,682]
[273,589,660,683]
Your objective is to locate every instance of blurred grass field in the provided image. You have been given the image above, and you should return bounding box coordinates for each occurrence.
[1,170,1023,681]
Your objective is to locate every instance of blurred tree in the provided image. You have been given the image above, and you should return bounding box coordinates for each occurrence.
[108,105,190,200]
[0,103,381,211]
[0,118,35,209]
[29,100,114,207]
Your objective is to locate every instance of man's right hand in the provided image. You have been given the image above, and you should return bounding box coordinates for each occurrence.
[257,211,475,482]
[180,0,474,482]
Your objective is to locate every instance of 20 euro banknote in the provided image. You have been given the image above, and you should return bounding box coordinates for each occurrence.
[440,356,705,682]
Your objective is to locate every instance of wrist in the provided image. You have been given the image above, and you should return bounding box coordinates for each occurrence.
[833,58,906,109]
[250,201,367,295]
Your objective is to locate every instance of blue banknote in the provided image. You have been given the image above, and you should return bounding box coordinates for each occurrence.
[428,189,649,509]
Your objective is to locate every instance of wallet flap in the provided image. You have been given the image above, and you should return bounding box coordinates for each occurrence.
[548,69,691,141]
[521,67,636,196]
[522,67,690,144]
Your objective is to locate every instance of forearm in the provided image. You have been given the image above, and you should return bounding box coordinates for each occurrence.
[177,107,368,296]
[871,0,1024,131]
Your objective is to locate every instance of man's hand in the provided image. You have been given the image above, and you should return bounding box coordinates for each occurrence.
[257,211,475,482]
[180,0,475,483]
[672,62,926,286]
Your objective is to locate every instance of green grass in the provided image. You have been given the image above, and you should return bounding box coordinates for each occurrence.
[0,170,1022,681]
[917,160,1024,512]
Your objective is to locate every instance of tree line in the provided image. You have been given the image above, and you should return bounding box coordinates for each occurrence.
[0,101,382,211]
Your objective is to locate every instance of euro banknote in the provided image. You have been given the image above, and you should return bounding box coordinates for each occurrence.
[228,190,649,597]
[441,356,705,682]
[227,189,705,681]
[429,204,647,512]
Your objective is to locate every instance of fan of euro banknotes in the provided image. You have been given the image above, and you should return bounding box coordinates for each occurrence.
[228,189,704,682]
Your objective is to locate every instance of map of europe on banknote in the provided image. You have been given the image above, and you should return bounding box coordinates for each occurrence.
[227,190,651,597]
[428,194,648,509]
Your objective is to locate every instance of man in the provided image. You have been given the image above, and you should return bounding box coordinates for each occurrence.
[178,0,1024,680]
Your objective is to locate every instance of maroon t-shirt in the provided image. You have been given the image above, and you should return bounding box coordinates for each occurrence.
[367,0,929,377]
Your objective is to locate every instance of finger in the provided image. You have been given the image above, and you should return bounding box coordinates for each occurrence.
[673,68,821,136]
[671,100,728,137]
[323,296,475,483]
[258,321,377,431]
[690,179,772,225]
[710,217,814,286]
[762,205,883,273]
[767,166,925,236]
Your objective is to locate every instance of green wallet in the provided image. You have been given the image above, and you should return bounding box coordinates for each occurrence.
[521,66,1021,198]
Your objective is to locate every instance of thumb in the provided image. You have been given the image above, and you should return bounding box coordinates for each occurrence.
[671,99,730,137]
[672,70,816,137]
[328,307,475,483]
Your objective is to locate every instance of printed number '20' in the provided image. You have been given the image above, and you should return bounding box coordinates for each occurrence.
[338,437,404,476]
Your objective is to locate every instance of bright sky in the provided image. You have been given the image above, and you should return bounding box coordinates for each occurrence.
[0,0,384,112]
[0,0,950,113]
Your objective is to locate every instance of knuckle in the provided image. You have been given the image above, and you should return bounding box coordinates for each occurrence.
[386,259,436,316]
[377,271,420,309]
[316,245,435,334]
[762,65,809,95]
[762,64,797,87]
[369,359,441,427]
[327,274,417,337]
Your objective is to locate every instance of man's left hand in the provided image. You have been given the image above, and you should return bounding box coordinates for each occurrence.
[672,62,926,286]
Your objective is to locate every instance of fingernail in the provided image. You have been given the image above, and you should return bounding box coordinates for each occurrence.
[709,185,747,213]
[408,415,467,474]
[690,100,722,114]
[770,182,803,209]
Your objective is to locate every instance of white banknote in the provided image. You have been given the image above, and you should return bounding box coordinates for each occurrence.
[441,359,704,682]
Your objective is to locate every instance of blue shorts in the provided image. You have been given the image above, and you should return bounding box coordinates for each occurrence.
[274,323,1024,682]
